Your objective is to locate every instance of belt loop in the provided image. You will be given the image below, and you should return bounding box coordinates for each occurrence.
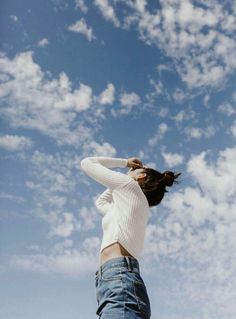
[125,256,133,271]
[99,265,102,278]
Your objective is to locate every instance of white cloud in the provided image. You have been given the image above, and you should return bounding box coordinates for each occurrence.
[145,78,170,108]
[97,83,115,105]
[48,212,80,238]
[75,0,88,13]
[10,236,101,276]
[184,125,216,139]
[145,82,162,109]
[148,78,164,97]
[82,140,117,157]
[148,122,169,147]
[24,140,117,238]
[0,51,111,146]
[28,150,80,194]
[52,239,73,254]
[94,0,120,27]
[0,192,25,203]
[24,150,82,239]
[143,146,236,318]
[68,18,96,41]
[218,102,236,116]
[110,91,141,116]
[162,150,184,167]
[51,0,68,12]
[185,127,202,138]
[230,120,236,137]
[172,108,195,123]
[156,63,172,74]
[9,15,18,22]
[172,87,187,103]
[120,92,141,107]
[203,93,210,107]
[176,1,218,30]
[37,38,49,47]
[157,107,169,118]
[122,1,236,88]
[0,134,33,151]
[187,148,236,202]
[80,206,96,230]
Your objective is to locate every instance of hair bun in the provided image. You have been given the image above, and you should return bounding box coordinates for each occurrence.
[163,171,175,186]
[162,171,181,187]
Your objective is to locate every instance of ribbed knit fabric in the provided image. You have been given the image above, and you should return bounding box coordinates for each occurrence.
[80,157,150,259]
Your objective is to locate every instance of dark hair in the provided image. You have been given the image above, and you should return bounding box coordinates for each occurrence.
[139,167,181,207]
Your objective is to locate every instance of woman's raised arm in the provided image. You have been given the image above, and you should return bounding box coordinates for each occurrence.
[80,156,132,190]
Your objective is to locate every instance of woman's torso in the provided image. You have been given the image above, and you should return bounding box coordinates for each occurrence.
[99,181,149,266]
[100,242,133,265]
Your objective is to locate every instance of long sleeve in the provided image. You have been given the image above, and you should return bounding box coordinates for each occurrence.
[95,188,113,216]
[80,156,131,190]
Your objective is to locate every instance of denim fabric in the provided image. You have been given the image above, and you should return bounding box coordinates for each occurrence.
[95,256,151,319]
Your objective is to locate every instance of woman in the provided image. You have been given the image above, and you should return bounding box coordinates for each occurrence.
[80,156,181,319]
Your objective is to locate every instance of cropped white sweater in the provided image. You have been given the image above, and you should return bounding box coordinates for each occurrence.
[80,157,150,259]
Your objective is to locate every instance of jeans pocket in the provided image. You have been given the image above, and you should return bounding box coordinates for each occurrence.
[133,280,151,318]
[101,269,123,281]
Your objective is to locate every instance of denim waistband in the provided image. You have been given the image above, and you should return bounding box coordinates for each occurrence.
[95,256,140,277]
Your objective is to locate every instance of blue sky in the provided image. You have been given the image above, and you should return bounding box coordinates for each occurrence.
[0,1,236,318]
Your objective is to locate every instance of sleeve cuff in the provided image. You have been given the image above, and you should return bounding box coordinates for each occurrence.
[121,158,128,168]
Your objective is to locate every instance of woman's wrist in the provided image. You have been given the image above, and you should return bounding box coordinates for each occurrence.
[126,157,143,169]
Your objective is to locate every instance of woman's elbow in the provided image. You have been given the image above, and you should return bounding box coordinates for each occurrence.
[80,157,90,170]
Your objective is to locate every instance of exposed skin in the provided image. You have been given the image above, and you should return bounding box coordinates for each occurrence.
[127,167,147,183]
[126,157,147,183]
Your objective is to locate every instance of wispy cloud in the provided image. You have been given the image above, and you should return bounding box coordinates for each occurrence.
[148,123,169,147]
[37,38,49,47]
[161,150,184,167]
[82,140,117,157]
[0,134,33,151]
[75,0,88,13]
[171,108,195,123]
[9,15,18,22]
[0,51,111,146]
[106,91,140,116]
[120,92,141,107]
[113,1,236,89]
[172,87,187,104]
[51,0,68,12]
[184,125,216,139]
[218,102,236,116]
[230,120,236,137]
[94,0,120,27]
[24,150,93,239]
[0,192,25,203]
[10,237,100,276]
[68,18,96,41]
[110,91,141,116]
[143,146,236,318]
[97,83,115,105]
[22,139,118,239]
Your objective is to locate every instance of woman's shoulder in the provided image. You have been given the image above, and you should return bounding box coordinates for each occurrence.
[114,176,143,195]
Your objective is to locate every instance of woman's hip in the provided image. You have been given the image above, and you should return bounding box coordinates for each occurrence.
[95,256,151,319]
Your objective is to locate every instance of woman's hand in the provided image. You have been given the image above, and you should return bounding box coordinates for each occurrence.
[126,157,143,169]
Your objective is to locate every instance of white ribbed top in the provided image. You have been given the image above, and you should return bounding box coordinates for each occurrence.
[80,157,150,259]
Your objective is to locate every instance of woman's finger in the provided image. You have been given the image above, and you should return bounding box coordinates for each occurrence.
[132,159,143,168]
[127,157,143,168]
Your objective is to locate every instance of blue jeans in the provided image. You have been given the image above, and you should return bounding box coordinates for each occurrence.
[95,256,151,319]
